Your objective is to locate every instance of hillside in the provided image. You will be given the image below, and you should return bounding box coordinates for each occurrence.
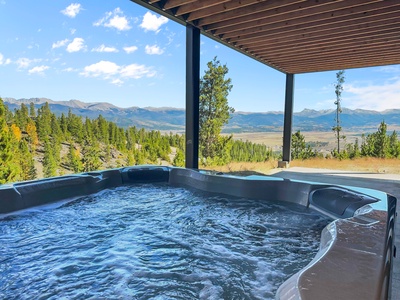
[4,97,400,133]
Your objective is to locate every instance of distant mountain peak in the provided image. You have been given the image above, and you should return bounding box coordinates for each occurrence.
[3,97,399,133]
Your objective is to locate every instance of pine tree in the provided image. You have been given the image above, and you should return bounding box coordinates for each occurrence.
[66,109,83,142]
[332,70,346,153]
[36,102,53,140]
[173,149,185,167]
[126,151,135,166]
[373,121,390,158]
[81,138,102,172]
[19,140,37,181]
[43,139,57,178]
[14,103,29,130]
[199,57,234,164]
[67,142,83,173]
[291,131,315,160]
[29,102,36,118]
[389,131,400,158]
[0,98,21,183]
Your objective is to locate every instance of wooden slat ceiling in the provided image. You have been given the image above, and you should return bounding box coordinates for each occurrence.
[131,0,400,74]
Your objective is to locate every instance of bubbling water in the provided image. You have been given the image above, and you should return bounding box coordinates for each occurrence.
[0,184,330,299]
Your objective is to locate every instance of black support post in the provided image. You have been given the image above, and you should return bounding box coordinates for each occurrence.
[185,25,200,169]
[282,73,295,163]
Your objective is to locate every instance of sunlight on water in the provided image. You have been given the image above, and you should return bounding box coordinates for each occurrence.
[0,184,330,299]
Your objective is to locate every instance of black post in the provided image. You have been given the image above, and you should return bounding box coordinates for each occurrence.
[282,73,295,163]
[185,25,200,169]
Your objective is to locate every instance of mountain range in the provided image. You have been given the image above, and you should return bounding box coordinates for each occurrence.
[3,97,400,133]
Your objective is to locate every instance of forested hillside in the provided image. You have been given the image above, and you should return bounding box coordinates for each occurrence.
[0,98,272,184]
[4,98,400,132]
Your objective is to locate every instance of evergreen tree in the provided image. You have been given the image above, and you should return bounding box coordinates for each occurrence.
[349,138,361,159]
[67,142,83,173]
[173,149,185,167]
[126,151,135,166]
[291,131,315,159]
[36,102,53,140]
[60,113,68,136]
[389,131,400,158]
[81,138,102,172]
[66,109,83,142]
[29,102,36,118]
[19,140,37,181]
[96,115,109,144]
[373,121,389,158]
[332,70,345,153]
[14,103,29,130]
[199,57,234,164]
[43,139,57,178]
[0,98,21,183]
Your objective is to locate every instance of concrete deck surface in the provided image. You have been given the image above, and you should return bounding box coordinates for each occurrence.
[268,167,400,300]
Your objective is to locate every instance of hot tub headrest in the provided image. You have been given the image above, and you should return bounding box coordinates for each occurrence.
[309,187,379,219]
[121,166,170,183]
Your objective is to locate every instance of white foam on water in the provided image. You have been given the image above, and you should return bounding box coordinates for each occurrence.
[0,184,330,299]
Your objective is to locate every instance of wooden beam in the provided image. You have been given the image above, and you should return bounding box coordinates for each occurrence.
[220,9,400,40]
[205,0,396,31]
[260,46,400,65]
[284,57,400,73]
[225,14,400,44]
[175,0,230,16]
[164,0,196,10]
[240,27,400,51]
[251,35,400,57]
[188,0,283,22]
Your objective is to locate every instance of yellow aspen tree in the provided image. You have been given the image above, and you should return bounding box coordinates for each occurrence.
[10,124,22,142]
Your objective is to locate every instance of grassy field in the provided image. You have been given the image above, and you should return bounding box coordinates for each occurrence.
[207,157,400,175]
[214,130,400,175]
[231,131,363,152]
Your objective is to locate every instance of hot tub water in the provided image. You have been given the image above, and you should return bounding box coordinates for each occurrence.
[0,183,330,299]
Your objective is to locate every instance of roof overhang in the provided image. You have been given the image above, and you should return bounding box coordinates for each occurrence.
[130,0,400,74]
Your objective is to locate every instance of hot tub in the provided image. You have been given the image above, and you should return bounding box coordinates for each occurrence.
[0,166,396,299]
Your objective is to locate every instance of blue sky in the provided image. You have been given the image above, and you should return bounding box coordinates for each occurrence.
[1,0,400,112]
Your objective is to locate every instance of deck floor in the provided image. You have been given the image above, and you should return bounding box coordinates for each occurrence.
[269,167,400,300]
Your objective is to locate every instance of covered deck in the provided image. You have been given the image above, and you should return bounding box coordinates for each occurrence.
[127,3,400,297]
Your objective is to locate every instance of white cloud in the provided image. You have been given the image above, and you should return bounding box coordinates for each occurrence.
[120,64,156,79]
[28,65,49,75]
[81,60,120,78]
[378,66,400,73]
[66,38,85,52]
[123,45,138,54]
[111,78,124,86]
[145,45,164,55]
[94,8,131,31]
[0,53,3,65]
[81,60,156,84]
[62,67,78,72]
[345,80,400,111]
[92,44,118,53]
[52,39,69,49]
[70,28,76,35]
[27,43,40,49]
[16,57,40,69]
[140,11,168,32]
[61,3,82,18]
